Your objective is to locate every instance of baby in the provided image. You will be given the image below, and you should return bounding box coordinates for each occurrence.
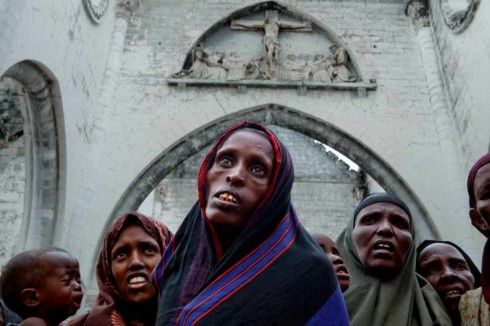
[313,233,350,292]
[0,248,83,326]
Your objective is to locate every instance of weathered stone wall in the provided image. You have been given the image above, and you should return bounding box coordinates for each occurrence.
[0,0,117,253]
[85,0,476,270]
[429,0,490,165]
[139,126,366,239]
[0,137,25,269]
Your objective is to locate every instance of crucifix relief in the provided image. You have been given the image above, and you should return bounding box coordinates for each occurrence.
[231,10,312,79]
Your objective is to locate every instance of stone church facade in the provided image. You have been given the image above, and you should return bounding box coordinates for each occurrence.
[0,0,489,302]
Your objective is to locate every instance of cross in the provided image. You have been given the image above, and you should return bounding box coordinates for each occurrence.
[231,10,312,79]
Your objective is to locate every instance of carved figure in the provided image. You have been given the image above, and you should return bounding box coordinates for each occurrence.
[223,51,245,80]
[311,53,332,82]
[441,0,471,29]
[328,45,357,83]
[202,50,227,80]
[172,45,227,80]
[244,58,265,79]
[282,53,309,81]
[231,10,312,79]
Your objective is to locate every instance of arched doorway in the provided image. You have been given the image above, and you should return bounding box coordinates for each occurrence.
[0,61,66,264]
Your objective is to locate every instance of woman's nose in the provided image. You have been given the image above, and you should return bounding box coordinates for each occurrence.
[226,165,245,186]
[128,252,144,269]
[440,266,458,282]
[376,219,394,236]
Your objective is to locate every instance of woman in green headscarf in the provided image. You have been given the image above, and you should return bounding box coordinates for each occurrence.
[337,193,451,325]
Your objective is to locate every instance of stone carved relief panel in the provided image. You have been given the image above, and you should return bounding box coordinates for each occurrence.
[168,2,376,94]
[83,0,110,23]
[440,0,480,33]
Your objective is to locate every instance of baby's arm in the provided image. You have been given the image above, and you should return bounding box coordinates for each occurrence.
[19,317,48,326]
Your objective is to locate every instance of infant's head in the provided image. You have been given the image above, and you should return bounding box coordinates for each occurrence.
[313,233,350,292]
[0,248,83,326]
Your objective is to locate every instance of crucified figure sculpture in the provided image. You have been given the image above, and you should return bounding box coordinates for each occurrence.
[231,10,312,79]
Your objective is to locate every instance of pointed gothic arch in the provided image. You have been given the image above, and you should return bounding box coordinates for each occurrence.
[1,60,66,250]
[84,103,440,296]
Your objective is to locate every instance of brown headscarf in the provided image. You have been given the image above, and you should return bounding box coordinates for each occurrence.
[69,211,172,326]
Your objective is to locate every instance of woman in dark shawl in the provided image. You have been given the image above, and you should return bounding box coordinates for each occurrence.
[69,211,172,326]
[337,192,451,325]
[153,121,349,325]
[416,240,481,325]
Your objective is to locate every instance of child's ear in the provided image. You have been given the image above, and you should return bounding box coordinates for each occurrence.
[20,288,40,308]
[469,208,490,237]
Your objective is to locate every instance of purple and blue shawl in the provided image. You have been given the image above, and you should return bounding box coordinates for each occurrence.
[153,121,349,326]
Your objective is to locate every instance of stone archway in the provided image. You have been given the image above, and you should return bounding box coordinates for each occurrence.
[1,60,66,251]
[86,103,440,294]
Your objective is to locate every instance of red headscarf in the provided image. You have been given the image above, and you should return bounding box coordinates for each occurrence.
[69,212,172,325]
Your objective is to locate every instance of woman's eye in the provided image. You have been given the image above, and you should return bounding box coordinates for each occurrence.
[424,266,438,275]
[392,216,409,229]
[114,250,126,260]
[251,165,265,175]
[218,156,233,167]
[480,191,490,200]
[145,246,157,254]
[361,216,375,224]
[453,263,467,270]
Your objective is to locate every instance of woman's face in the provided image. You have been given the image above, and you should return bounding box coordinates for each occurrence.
[205,129,274,229]
[111,224,161,304]
[470,163,490,236]
[352,202,412,279]
[417,243,475,317]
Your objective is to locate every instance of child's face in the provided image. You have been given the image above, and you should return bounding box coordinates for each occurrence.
[37,251,83,323]
[314,234,350,292]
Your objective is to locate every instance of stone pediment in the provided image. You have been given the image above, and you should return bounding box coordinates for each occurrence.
[167,1,376,95]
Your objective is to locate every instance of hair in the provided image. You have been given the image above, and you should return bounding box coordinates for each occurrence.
[0,247,69,318]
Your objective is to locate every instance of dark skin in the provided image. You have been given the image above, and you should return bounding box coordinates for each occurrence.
[205,130,274,252]
[110,224,161,325]
[313,234,350,292]
[20,251,83,326]
[470,163,490,238]
[352,203,412,280]
[418,243,475,326]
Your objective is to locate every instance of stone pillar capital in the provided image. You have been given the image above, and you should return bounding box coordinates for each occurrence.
[116,0,140,22]
[405,0,429,29]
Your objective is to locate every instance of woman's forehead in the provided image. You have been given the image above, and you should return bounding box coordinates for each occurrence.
[357,202,409,216]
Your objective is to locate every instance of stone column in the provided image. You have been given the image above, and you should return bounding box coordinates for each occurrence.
[92,0,140,139]
[61,0,141,293]
[406,1,470,247]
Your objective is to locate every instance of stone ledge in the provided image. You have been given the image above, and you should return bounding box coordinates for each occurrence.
[166,78,377,96]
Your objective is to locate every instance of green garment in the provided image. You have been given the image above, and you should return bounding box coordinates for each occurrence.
[337,214,452,326]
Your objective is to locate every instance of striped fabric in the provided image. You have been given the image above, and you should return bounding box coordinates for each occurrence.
[154,122,349,326]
